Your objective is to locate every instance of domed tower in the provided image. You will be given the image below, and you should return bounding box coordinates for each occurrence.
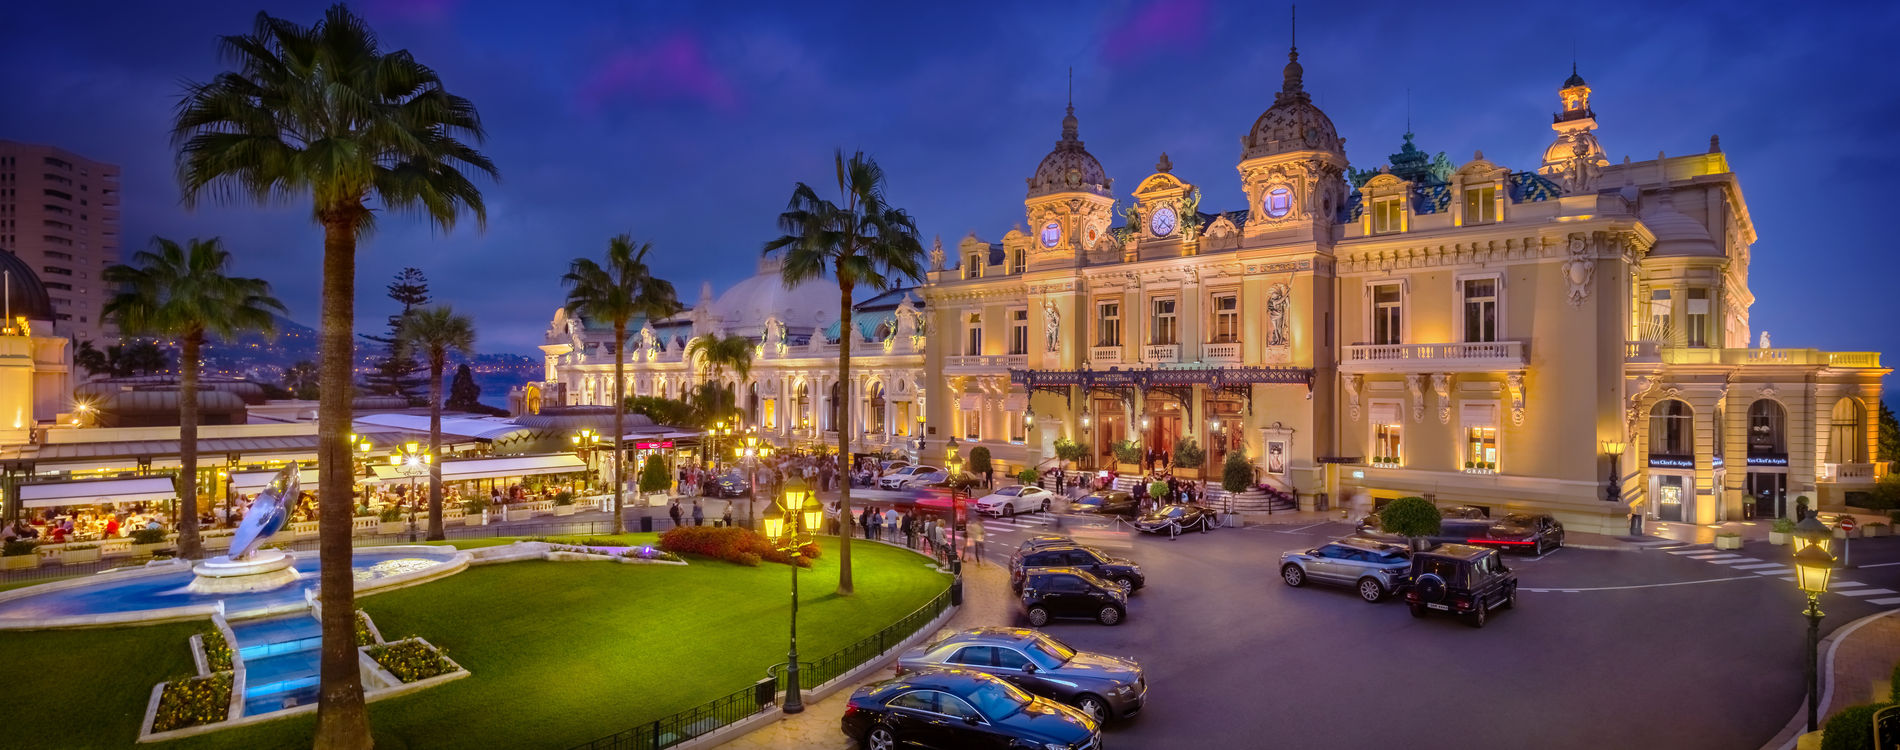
[1237,32,1348,240]
[1539,64,1609,191]
[1023,98,1114,269]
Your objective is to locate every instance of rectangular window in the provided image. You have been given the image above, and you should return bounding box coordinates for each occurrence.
[1648,289,1673,339]
[1009,309,1028,355]
[963,409,981,440]
[893,401,911,436]
[1462,403,1500,471]
[1009,411,1026,443]
[1211,293,1239,343]
[964,255,983,280]
[1371,197,1404,234]
[1685,288,1710,348]
[1011,250,1026,274]
[1371,284,1403,345]
[1150,298,1177,345]
[1375,423,1403,465]
[1462,278,1497,343]
[1463,185,1497,225]
[965,313,982,356]
[1097,302,1121,347]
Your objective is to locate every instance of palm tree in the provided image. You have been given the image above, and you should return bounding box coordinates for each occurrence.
[172,7,497,745]
[686,333,753,424]
[564,235,681,533]
[397,306,475,541]
[103,237,285,561]
[764,151,925,595]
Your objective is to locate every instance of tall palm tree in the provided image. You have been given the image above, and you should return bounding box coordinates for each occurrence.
[397,305,475,541]
[103,237,285,561]
[172,7,496,746]
[764,151,925,595]
[564,234,681,533]
[686,333,753,424]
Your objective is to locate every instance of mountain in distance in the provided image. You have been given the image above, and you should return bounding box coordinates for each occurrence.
[194,314,539,393]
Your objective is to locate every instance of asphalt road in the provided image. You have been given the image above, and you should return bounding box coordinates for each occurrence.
[934,506,1900,750]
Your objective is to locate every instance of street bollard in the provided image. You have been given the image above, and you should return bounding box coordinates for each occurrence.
[1628,513,1643,537]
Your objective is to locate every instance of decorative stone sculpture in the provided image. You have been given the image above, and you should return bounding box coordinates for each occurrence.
[1043,301,1061,353]
[1432,373,1452,424]
[1343,374,1362,421]
[1562,233,1595,307]
[190,463,300,594]
[1266,283,1291,346]
[1406,374,1425,423]
[1506,372,1526,426]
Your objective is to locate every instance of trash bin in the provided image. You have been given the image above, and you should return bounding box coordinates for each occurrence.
[639,515,654,533]
[1628,513,1643,536]
[949,577,963,606]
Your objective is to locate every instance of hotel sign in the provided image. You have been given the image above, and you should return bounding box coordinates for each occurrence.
[633,440,674,450]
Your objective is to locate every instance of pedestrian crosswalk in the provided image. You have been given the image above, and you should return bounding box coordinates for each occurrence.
[1661,545,1900,607]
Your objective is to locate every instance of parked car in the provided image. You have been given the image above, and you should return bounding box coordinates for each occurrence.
[1069,490,1137,517]
[877,461,912,476]
[879,465,941,490]
[1482,513,1565,555]
[1132,503,1219,534]
[1421,519,1503,548]
[1355,504,1487,535]
[841,668,1100,750]
[1404,543,1518,627]
[706,470,749,498]
[895,627,1146,723]
[1019,567,1128,626]
[1015,534,1073,556]
[973,485,1053,517]
[917,470,982,494]
[1278,537,1413,602]
[1010,543,1143,592]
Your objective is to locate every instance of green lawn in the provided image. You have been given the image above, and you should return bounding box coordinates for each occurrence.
[0,536,946,750]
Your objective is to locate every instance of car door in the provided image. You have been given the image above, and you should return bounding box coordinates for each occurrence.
[1306,544,1346,583]
[883,690,953,748]
[988,646,1050,698]
[1064,549,1106,578]
[1047,574,1090,617]
[936,693,1014,749]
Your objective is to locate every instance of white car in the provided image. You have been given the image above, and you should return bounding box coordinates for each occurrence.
[878,465,940,490]
[973,485,1053,517]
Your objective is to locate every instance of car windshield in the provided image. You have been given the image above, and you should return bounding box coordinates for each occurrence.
[1025,634,1076,669]
[1498,514,1535,526]
[993,487,1022,496]
[964,679,1032,720]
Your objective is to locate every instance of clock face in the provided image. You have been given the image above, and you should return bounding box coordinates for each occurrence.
[1264,186,1293,218]
[1065,168,1083,188]
[1150,206,1177,237]
[1040,222,1061,248]
[1085,224,1100,245]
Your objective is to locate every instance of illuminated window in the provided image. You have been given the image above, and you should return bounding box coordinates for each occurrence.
[1648,289,1673,339]
[1648,400,1693,457]
[1097,302,1121,347]
[965,313,982,356]
[1012,250,1026,274]
[1211,293,1239,343]
[964,255,983,279]
[1461,403,1500,471]
[1371,284,1403,345]
[1009,309,1028,355]
[1375,423,1403,465]
[1685,288,1710,347]
[1462,278,1497,343]
[1371,197,1404,234]
[1150,298,1178,345]
[893,401,911,436]
[1463,185,1497,225]
[963,407,981,440]
[1009,411,1026,443]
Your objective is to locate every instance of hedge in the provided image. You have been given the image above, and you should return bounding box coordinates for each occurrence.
[659,526,819,568]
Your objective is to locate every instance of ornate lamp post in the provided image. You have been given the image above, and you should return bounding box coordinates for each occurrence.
[762,479,821,714]
[1792,514,1838,732]
[571,429,608,493]
[1601,441,1625,503]
[735,431,772,529]
[391,441,432,542]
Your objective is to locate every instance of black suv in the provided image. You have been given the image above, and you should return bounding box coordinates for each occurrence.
[1019,567,1128,626]
[1070,490,1138,517]
[1010,543,1144,592]
[1404,543,1518,628]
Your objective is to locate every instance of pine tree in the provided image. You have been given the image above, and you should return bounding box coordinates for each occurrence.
[359,268,430,401]
[446,363,482,411]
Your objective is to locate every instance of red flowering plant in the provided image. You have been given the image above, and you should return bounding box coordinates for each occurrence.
[660,526,820,568]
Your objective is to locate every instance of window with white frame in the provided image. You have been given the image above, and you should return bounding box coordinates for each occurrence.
[1009,410,1026,443]
[1685,288,1710,347]
[1097,301,1122,347]
[1461,402,1500,471]
[1150,297,1178,345]
[1463,185,1498,225]
[1210,293,1239,343]
[965,313,982,356]
[965,255,983,280]
[1009,309,1029,355]
[1011,250,1026,274]
[1461,277,1498,343]
[1371,197,1404,234]
[963,406,981,440]
[1369,401,1403,465]
[1371,284,1403,345]
[1647,289,1673,339]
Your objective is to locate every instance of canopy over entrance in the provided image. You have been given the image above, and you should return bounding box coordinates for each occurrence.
[365,454,586,484]
[19,476,178,508]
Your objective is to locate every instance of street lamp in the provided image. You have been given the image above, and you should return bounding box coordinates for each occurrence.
[1792,537,1838,732]
[1080,409,1092,432]
[572,429,606,492]
[1601,441,1625,503]
[763,479,820,714]
[735,431,773,529]
[391,441,431,542]
[1794,514,1833,556]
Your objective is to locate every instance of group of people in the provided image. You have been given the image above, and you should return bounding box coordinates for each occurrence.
[666,497,733,529]
[4,508,165,544]
[844,503,981,566]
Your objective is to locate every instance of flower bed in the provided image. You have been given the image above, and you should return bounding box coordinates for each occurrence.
[367,638,460,683]
[151,672,232,733]
[659,526,818,567]
[355,610,378,647]
[530,537,684,563]
[200,627,232,672]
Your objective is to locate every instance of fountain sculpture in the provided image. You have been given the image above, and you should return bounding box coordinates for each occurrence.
[188,463,300,593]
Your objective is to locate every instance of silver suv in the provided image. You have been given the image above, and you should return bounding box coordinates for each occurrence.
[895,627,1145,724]
[1279,537,1413,602]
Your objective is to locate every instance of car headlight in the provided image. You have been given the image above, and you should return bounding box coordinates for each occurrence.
[1113,683,1134,695]
[1044,743,1070,750]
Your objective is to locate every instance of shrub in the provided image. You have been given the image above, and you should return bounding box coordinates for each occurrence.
[460,497,489,515]
[368,639,457,683]
[1016,468,1040,485]
[968,447,992,477]
[639,456,671,494]
[2,539,36,557]
[1772,518,1797,534]
[1112,440,1143,465]
[553,490,575,506]
[200,627,232,672]
[1053,438,1088,467]
[1892,661,1900,703]
[130,527,168,545]
[61,543,99,552]
[378,506,404,523]
[659,526,810,567]
[151,672,232,732]
[1866,476,1900,511]
[1172,438,1204,468]
[1378,496,1443,544]
[1819,702,1883,750]
[1148,480,1169,500]
[1222,451,1253,494]
[354,610,376,647]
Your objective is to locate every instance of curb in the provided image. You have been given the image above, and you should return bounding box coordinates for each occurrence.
[1760,609,1898,750]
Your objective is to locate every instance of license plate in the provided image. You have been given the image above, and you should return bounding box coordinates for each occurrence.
[1427,603,1449,611]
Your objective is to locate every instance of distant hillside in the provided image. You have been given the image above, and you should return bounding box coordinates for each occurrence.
[174,314,537,385]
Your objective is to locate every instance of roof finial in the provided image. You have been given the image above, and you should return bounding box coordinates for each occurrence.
[1279,4,1305,99]
[1060,70,1079,142]
[1290,4,1297,56]
[1067,67,1073,108]
[1405,87,1412,133]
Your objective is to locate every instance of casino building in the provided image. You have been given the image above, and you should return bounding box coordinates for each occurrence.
[918,44,1887,533]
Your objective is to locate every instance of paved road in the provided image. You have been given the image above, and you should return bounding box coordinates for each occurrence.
[932,507,1900,750]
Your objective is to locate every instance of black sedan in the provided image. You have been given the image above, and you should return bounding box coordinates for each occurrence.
[1132,503,1219,534]
[1483,513,1565,555]
[705,471,750,498]
[841,668,1100,750]
[1069,490,1137,517]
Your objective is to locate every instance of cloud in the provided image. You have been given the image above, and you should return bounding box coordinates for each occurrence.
[1100,0,1208,65]
[578,32,740,113]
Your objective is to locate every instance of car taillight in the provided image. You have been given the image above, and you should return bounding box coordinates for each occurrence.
[893,664,905,676]
[1453,594,1472,608]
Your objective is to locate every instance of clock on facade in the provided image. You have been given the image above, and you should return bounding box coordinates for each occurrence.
[1150,206,1177,237]
[1085,224,1100,245]
[1040,221,1061,248]
[1264,186,1293,218]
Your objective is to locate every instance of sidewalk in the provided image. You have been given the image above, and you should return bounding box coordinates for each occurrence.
[1762,609,1900,750]
[716,548,1013,750]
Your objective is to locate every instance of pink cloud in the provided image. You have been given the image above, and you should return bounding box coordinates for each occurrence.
[579,33,740,113]
[1100,0,1209,64]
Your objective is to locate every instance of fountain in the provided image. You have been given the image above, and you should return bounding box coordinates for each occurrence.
[188,463,300,593]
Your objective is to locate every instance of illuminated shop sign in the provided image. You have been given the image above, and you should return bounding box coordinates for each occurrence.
[1746,455,1789,467]
[1647,455,1695,469]
[633,440,675,450]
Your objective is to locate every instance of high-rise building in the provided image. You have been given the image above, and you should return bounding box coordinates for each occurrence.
[0,140,122,342]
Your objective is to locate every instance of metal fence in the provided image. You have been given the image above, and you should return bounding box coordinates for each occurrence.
[801,588,952,689]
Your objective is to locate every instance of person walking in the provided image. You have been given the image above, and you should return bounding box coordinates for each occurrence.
[691,499,704,527]
[722,504,734,529]
[668,500,683,529]
[964,520,984,566]
[884,508,899,544]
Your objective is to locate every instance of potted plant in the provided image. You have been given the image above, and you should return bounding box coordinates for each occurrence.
[1375,496,1441,551]
[60,543,102,564]
[1112,440,1143,473]
[1171,438,1204,480]
[378,506,407,535]
[967,447,992,485]
[1015,468,1040,486]
[1866,522,1890,538]
[461,497,491,526]
[128,527,170,557]
[1768,517,1795,546]
[1053,438,1088,473]
[1,539,37,570]
[553,490,577,516]
[1714,530,1743,550]
[1220,450,1252,526]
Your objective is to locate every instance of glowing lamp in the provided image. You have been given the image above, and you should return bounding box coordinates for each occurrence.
[762,505,786,539]
[1793,515,1833,555]
[405,441,419,454]
[1601,441,1625,457]
[1792,543,1836,597]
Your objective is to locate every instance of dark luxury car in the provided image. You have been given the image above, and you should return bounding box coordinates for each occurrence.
[917,470,983,494]
[1010,543,1144,592]
[1482,513,1566,555]
[841,668,1100,750]
[1405,543,1518,628]
[1019,567,1128,626]
[896,627,1145,723]
[1278,537,1412,602]
[706,470,749,498]
[1132,503,1219,534]
[1015,534,1073,556]
[1069,491,1137,517]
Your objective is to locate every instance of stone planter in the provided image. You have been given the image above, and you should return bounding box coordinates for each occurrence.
[1116,463,1139,475]
[1,554,37,570]
[507,507,535,522]
[1767,531,1791,546]
[130,542,168,558]
[378,521,406,535]
[1174,467,1201,480]
[553,504,577,517]
[60,546,102,564]
[1866,525,1891,538]
[1714,535,1743,550]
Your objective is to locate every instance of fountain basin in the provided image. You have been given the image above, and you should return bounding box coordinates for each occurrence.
[188,550,299,594]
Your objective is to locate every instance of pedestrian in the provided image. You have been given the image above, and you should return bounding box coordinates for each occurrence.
[884,508,899,543]
[668,500,683,528]
[983,465,994,489]
[691,499,704,527]
[722,504,734,529]
[964,520,984,566]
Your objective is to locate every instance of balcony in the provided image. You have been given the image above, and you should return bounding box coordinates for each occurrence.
[1091,346,1124,364]
[1821,463,1877,485]
[1143,343,1181,364]
[1202,341,1241,363]
[945,354,1025,372]
[1340,341,1527,373]
[1625,342,1882,369]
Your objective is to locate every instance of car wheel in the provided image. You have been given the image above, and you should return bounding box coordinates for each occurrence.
[1281,564,1305,587]
[1471,601,1488,628]
[1041,499,1050,512]
[1409,603,1427,619]
[1098,606,1122,626]
[1533,539,1545,556]
[1027,606,1050,627]
[864,725,896,750]
[1005,504,1016,518]
[1075,694,1109,724]
[1114,576,1135,591]
[1357,578,1385,603]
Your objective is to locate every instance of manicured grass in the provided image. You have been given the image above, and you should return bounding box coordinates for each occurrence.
[0,622,200,748]
[436,532,663,550]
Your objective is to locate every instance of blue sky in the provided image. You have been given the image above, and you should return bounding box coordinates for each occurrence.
[0,0,1894,388]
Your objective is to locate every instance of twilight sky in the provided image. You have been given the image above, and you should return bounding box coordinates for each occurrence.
[0,0,1894,381]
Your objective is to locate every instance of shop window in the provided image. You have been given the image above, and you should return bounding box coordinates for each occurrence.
[1461,403,1499,472]
[1747,399,1785,457]
[1374,423,1402,466]
[963,408,981,441]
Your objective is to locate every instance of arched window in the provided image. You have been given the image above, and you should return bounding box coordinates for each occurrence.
[1747,400,1786,457]
[828,381,844,431]
[869,384,886,434]
[1649,400,1693,457]
[794,383,809,429]
[1827,398,1867,464]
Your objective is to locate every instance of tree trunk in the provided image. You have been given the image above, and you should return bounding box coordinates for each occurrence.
[836,282,854,596]
[312,214,372,749]
[427,350,445,541]
[613,321,626,533]
[176,329,203,560]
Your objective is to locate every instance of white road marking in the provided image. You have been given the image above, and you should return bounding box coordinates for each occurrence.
[1835,588,1898,597]
[1855,561,1900,569]
[1666,548,1712,555]
[1729,562,1788,570]
[1831,581,1868,589]
[1685,553,1741,561]
[1520,575,1761,593]
[1750,566,1795,575]
[1867,597,1900,606]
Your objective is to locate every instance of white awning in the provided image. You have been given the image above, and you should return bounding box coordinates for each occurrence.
[1368,402,1401,426]
[19,477,179,508]
[229,468,321,495]
[366,454,587,484]
[1460,402,1499,428]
